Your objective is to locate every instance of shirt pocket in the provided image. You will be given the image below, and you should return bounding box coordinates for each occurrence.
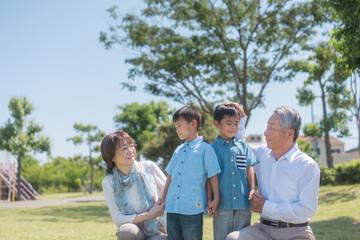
[236,154,247,170]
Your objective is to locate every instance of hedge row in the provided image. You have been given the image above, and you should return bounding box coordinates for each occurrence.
[320,160,360,185]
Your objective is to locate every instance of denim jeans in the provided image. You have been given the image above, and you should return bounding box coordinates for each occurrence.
[213,208,251,240]
[167,212,203,240]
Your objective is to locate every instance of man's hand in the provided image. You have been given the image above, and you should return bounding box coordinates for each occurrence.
[223,101,246,118]
[250,191,265,213]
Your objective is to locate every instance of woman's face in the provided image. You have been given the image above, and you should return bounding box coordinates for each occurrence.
[112,141,136,170]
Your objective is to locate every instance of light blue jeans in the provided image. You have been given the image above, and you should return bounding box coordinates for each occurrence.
[213,209,251,240]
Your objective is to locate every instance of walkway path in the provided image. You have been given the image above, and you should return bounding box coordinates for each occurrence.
[0,194,105,209]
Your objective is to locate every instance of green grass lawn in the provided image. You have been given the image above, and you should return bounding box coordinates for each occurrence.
[1,184,359,240]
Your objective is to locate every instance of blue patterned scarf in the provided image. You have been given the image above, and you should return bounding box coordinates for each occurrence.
[112,162,162,236]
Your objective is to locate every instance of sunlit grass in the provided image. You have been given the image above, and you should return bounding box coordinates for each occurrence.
[0,185,359,240]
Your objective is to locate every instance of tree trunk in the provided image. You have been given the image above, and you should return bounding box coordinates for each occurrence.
[320,81,334,168]
[16,155,22,200]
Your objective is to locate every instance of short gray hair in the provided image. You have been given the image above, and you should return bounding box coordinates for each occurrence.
[273,106,302,142]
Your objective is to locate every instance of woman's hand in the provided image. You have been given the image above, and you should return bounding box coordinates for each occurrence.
[148,201,165,219]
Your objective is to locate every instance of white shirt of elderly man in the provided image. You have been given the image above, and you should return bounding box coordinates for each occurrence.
[227,106,320,240]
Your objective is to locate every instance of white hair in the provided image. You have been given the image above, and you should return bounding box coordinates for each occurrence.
[273,106,302,142]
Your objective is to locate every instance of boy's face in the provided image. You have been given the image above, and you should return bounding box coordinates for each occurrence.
[112,142,136,169]
[174,118,197,141]
[214,115,240,141]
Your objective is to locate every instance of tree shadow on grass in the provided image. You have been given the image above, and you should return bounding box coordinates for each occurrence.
[17,202,112,223]
[319,186,358,204]
[311,216,360,240]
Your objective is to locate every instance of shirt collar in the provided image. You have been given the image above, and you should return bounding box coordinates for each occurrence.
[277,143,300,163]
[185,136,204,148]
[216,135,234,145]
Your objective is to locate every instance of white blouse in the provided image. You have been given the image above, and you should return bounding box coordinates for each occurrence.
[102,161,167,229]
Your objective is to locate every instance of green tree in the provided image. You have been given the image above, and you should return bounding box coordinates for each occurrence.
[328,0,360,71]
[100,0,326,125]
[289,43,352,168]
[142,109,218,168]
[327,1,360,154]
[21,155,44,192]
[68,124,105,194]
[0,97,50,200]
[114,101,171,159]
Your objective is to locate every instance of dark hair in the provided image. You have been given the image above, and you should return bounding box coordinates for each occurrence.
[101,131,135,175]
[173,105,202,131]
[214,104,240,122]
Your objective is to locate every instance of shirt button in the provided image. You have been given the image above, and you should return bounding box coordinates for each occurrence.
[177,197,179,199]
[231,159,234,162]
[179,173,181,175]
[181,161,184,164]
[226,141,229,143]
[184,150,186,152]
[178,185,180,187]
[232,172,234,175]
[233,184,236,187]
[233,197,236,200]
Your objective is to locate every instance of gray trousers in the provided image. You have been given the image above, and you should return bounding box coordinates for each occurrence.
[116,223,167,240]
[213,209,251,240]
[226,222,315,240]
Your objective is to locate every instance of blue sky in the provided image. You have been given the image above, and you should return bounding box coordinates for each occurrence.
[0,1,357,164]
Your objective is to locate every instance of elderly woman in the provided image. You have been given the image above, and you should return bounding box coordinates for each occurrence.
[101,131,167,240]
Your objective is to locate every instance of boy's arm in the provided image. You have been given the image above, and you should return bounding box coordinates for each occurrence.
[159,174,172,204]
[209,175,220,213]
[246,166,256,200]
[206,178,213,203]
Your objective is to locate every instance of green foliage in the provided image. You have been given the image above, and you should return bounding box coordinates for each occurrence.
[21,155,106,194]
[100,0,326,123]
[114,101,172,155]
[142,108,218,167]
[327,0,360,71]
[289,42,352,168]
[296,138,318,160]
[320,160,360,185]
[303,123,323,138]
[0,97,50,199]
[68,123,105,194]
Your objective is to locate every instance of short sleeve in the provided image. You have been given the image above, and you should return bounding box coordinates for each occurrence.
[203,145,221,178]
[244,142,258,167]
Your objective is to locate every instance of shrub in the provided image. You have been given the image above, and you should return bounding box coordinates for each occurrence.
[320,159,360,185]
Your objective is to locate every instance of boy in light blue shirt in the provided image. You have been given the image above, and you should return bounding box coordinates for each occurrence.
[208,103,258,240]
[159,105,221,240]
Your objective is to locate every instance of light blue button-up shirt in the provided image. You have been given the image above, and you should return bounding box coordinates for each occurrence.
[165,136,221,215]
[211,136,258,210]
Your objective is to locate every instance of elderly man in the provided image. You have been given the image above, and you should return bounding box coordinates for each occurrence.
[227,106,320,240]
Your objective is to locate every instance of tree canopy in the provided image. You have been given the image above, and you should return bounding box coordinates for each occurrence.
[100,0,326,124]
[289,42,352,168]
[114,100,172,158]
[68,123,105,194]
[0,97,50,199]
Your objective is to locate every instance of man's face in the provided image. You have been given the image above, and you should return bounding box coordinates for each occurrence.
[264,113,288,151]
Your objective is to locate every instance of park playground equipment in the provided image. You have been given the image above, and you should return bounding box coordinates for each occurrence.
[0,153,40,201]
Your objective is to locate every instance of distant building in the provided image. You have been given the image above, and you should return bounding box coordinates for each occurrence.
[246,134,266,147]
[246,134,359,166]
[298,136,358,166]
